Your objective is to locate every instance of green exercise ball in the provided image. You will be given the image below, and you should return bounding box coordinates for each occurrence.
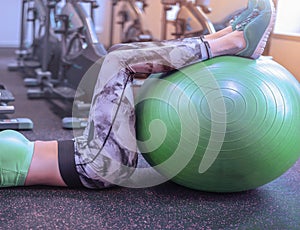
[135,56,300,193]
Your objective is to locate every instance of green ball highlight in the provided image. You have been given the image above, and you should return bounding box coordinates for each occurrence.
[135,56,300,193]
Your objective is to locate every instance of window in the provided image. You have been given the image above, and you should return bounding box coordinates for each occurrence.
[273,0,300,35]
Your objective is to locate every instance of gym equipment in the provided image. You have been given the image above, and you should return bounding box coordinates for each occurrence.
[54,0,106,100]
[8,0,103,129]
[160,0,246,40]
[24,0,67,97]
[26,0,106,100]
[7,0,32,71]
[110,0,153,45]
[61,117,88,129]
[80,0,99,23]
[19,0,107,128]
[161,0,215,39]
[135,56,300,193]
[0,85,33,130]
[8,0,62,77]
[0,129,34,187]
[26,0,62,87]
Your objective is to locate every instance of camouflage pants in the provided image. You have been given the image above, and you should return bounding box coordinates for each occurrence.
[74,37,209,189]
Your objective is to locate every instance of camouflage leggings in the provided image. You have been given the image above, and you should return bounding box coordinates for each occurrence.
[74,37,210,189]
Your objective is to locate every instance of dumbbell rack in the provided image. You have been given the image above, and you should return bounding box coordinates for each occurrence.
[0,85,33,130]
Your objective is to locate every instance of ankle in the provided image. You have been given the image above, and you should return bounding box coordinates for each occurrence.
[208,31,246,57]
[204,26,233,41]
[230,31,246,54]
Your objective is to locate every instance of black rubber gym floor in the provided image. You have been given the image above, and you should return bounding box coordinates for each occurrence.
[0,48,299,229]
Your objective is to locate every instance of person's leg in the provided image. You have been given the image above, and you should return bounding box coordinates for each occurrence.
[74,0,276,187]
[0,37,212,189]
[108,0,258,52]
[0,0,275,188]
[60,0,277,189]
[204,0,258,40]
[74,36,215,189]
[0,36,216,188]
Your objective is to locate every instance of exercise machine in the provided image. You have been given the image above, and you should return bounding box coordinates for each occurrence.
[8,0,62,79]
[19,0,105,98]
[9,0,107,129]
[161,0,216,39]
[22,0,62,94]
[161,0,247,40]
[53,0,106,100]
[27,0,106,97]
[7,0,32,71]
[0,85,33,130]
[22,0,107,128]
[7,0,39,72]
[110,0,153,45]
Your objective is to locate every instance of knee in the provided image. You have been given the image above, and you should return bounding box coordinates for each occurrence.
[102,52,128,71]
[0,130,34,187]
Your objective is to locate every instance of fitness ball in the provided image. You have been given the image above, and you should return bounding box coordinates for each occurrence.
[135,56,300,193]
